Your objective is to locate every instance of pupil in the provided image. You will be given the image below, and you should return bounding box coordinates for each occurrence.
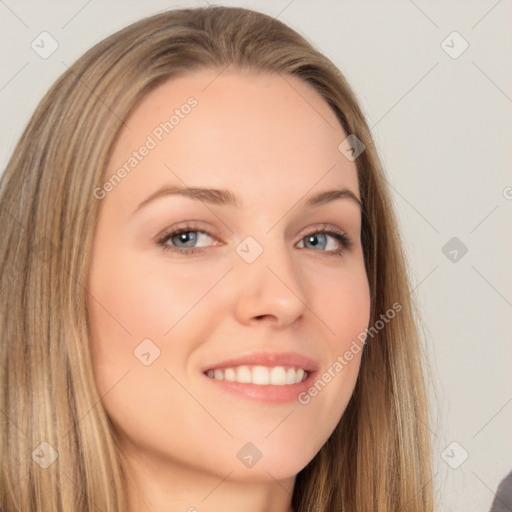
[176,232,196,246]
[307,234,325,249]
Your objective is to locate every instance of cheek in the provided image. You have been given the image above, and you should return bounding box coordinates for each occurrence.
[325,281,370,344]
[87,252,227,392]
[301,262,370,425]
[86,256,211,447]
[88,255,206,344]
[315,259,371,346]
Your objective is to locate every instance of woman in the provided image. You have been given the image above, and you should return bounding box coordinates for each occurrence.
[0,6,434,511]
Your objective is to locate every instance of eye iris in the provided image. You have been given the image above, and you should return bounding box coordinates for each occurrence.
[173,231,197,247]
[306,233,326,250]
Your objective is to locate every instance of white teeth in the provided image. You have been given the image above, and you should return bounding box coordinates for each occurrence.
[270,366,286,385]
[224,368,236,382]
[252,366,269,385]
[205,365,308,385]
[237,365,252,383]
[295,368,305,383]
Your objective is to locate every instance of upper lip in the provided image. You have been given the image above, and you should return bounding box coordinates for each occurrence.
[201,351,319,373]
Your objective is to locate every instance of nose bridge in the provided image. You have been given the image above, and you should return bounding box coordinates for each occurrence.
[232,231,308,325]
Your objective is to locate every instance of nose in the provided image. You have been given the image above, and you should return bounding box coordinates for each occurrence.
[232,238,309,328]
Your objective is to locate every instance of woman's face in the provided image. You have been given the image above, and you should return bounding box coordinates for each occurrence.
[87,68,370,486]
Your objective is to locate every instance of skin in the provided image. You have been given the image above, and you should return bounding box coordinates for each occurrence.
[87,67,371,512]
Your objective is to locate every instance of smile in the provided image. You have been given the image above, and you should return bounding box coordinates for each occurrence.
[204,365,309,386]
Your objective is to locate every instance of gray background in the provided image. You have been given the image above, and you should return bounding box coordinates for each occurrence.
[1,1,511,510]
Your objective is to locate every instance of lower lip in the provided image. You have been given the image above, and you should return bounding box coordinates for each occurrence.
[201,371,317,404]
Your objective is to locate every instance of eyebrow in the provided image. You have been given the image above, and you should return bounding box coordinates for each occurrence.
[132,185,362,215]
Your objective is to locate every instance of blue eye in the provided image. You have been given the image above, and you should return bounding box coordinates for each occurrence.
[165,230,212,250]
[156,223,353,257]
[297,230,353,256]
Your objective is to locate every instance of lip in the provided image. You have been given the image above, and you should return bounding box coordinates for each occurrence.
[200,350,319,373]
[200,350,319,404]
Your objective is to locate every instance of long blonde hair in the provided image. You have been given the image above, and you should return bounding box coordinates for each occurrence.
[0,6,435,511]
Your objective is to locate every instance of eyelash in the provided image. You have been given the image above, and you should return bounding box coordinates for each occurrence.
[156,222,354,257]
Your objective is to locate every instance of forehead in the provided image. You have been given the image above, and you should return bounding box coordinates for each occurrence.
[104,68,359,213]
